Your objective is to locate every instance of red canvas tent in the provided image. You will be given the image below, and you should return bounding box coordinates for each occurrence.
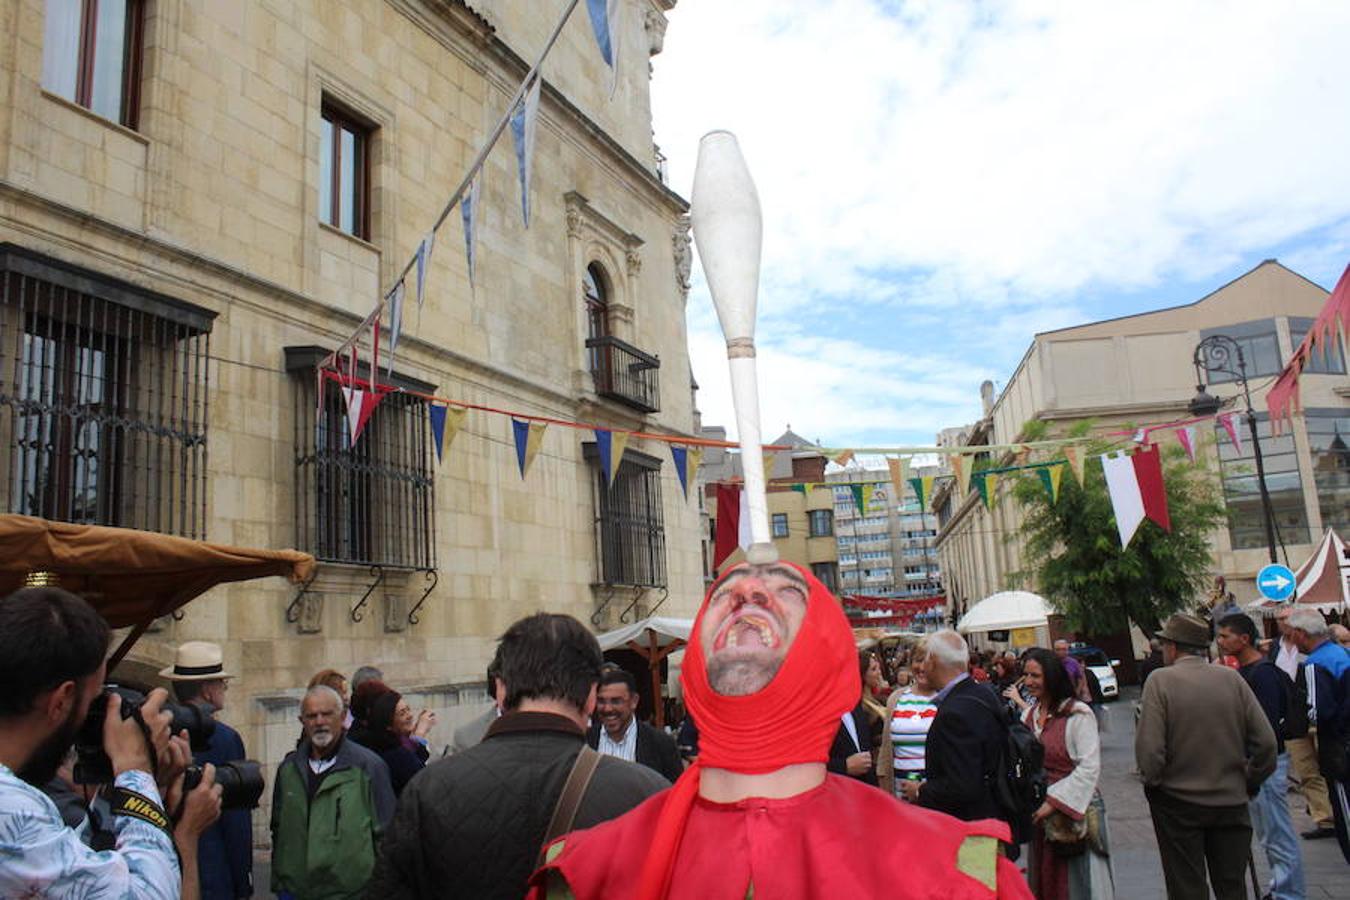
[1249,528,1348,613]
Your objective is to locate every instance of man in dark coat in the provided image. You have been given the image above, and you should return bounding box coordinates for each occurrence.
[164,641,253,900]
[366,614,669,899]
[902,630,1007,827]
[585,667,683,783]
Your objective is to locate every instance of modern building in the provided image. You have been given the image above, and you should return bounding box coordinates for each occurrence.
[0,0,700,840]
[934,260,1349,623]
[830,462,943,600]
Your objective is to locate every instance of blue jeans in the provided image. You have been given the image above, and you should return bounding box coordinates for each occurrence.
[1248,752,1305,900]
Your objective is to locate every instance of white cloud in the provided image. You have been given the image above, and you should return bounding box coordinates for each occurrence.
[653,1,1350,445]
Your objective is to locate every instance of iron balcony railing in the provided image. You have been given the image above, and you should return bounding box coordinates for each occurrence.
[586,335,660,414]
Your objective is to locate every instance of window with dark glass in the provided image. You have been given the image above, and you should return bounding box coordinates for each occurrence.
[771,512,789,538]
[1306,409,1350,536]
[289,349,435,570]
[320,103,372,240]
[1199,320,1283,384]
[808,508,833,537]
[42,0,143,127]
[1289,318,1347,376]
[1214,413,1309,549]
[587,444,666,588]
[0,245,213,537]
[584,263,611,385]
[811,561,839,593]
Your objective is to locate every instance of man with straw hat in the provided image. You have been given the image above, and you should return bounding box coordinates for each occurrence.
[163,641,253,900]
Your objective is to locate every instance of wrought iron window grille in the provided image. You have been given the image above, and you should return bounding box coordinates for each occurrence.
[0,245,214,538]
[584,442,667,588]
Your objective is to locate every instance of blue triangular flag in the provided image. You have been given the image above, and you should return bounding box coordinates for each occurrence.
[509,76,542,227]
[429,403,447,462]
[595,429,614,486]
[460,174,481,289]
[671,444,688,496]
[415,232,435,311]
[386,281,404,375]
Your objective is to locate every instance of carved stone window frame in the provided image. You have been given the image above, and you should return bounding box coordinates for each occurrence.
[565,191,644,393]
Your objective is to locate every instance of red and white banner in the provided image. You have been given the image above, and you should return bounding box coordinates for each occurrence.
[1101,445,1171,548]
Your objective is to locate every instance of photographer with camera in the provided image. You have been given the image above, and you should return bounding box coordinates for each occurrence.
[0,587,220,899]
[164,641,255,900]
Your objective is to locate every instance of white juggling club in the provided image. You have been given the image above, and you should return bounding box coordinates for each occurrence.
[691,131,778,565]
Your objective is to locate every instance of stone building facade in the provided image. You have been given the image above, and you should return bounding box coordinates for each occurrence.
[0,0,702,841]
[934,260,1349,623]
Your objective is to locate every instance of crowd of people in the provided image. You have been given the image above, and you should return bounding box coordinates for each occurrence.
[2,572,1348,899]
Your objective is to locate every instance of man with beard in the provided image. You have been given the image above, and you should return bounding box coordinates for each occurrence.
[0,587,191,898]
[270,685,395,899]
[530,562,1033,899]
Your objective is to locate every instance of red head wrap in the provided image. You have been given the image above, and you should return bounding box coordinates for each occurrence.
[636,561,860,899]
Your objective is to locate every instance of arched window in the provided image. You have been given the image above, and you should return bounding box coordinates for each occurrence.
[584,263,609,342]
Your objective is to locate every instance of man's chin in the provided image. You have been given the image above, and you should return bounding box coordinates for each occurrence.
[706,651,784,697]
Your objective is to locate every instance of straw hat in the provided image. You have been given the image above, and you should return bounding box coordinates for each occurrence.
[159,641,234,681]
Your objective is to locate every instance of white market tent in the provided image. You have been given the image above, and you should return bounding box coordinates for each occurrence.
[594,616,693,727]
[958,590,1051,634]
[595,615,692,652]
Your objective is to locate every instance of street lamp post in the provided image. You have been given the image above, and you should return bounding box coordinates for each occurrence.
[1188,335,1279,565]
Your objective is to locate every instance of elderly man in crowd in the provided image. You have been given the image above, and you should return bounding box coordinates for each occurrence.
[270,685,394,900]
[1269,604,1338,841]
[531,562,1032,898]
[1137,613,1276,900]
[1282,608,1350,863]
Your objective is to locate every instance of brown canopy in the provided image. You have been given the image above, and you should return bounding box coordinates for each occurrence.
[0,514,315,628]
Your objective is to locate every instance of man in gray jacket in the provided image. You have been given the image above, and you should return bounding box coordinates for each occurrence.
[1136,613,1277,900]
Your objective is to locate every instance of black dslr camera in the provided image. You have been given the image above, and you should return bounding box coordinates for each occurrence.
[74,685,264,809]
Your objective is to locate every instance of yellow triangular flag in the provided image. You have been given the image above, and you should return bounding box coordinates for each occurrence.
[1048,462,1064,504]
[606,432,629,487]
[763,450,779,482]
[950,453,974,496]
[833,449,855,468]
[687,446,703,484]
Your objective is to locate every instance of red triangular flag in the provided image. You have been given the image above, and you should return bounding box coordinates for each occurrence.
[1175,426,1196,462]
[1131,444,1171,532]
[343,387,384,445]
[713,483,743,571]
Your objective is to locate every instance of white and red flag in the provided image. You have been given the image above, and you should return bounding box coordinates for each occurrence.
[1101,445,1171,548]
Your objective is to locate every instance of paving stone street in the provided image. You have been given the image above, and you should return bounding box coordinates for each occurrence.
[1099,687,1347,899]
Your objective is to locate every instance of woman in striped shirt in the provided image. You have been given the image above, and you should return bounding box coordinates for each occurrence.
[878,640,939,797]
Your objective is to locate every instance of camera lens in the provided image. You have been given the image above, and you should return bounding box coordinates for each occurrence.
[213,761,265,810]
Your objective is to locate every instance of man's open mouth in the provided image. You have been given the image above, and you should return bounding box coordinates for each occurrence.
[713,611,782,651]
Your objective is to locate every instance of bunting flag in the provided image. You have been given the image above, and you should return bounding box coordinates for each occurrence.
[1268,263,1350,433]
[1037,463,1065,504]
[976,472,999,510]
[887,456,909,499]
[763,450,779,481]
[342,387,383,446]
[428,403,468,462]
[369,318,380,390]
[713,484,743,570]
[1132,428,1148,444]
[510,75,543,227]
[415,231,436,311]
[949,454,971,496]
[511,418,547,478]
[908,476,934,511]
[671,444,702,500]
[386,282,405,374]
[1064,445,1085,486]
[340,342,359,413]
[1101,445,1171,548]
[833,449,855,468]
[585,0,622,95]
[594,429,629,487]
[1220,412,1244,454]
[849,483,868,517]
[1176,426,1197,462]
[460,173,482,289]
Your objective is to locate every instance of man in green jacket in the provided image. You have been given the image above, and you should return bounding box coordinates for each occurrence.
[272,684,396,899]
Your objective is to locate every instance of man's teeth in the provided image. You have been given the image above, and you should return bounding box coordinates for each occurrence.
[725,616,774,648]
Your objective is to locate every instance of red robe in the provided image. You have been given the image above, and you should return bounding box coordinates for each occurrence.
[531,774,1033,900]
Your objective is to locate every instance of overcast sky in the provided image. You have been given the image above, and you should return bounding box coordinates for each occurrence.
[649,0,1350,448]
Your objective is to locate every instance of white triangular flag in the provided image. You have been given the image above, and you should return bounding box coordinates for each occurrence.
[386,282,405,375]
[415,231,436,311]
[460,173,482,289]
[1102,451,1146,548]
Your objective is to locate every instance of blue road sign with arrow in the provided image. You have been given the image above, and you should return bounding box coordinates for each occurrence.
[1256,563,1297,602]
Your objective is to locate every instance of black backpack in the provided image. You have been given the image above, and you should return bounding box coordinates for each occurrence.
[1277,661,1309,740]
[978,689,1047,845]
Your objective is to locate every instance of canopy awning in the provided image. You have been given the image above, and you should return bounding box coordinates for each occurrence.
[596,616,692,652]
[958,590,1051,633]
[1248,528,1348,613]
[0,514,316,629]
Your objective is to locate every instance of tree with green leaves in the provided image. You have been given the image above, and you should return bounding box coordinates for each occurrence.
[1008,420,1227,636]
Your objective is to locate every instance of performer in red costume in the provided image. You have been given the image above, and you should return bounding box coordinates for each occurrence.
[529,561,1033,899]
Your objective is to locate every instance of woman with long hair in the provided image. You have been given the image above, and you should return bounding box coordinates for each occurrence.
[1020,648,1113,899]
[877,640,939,798]
[857,650,889,750]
